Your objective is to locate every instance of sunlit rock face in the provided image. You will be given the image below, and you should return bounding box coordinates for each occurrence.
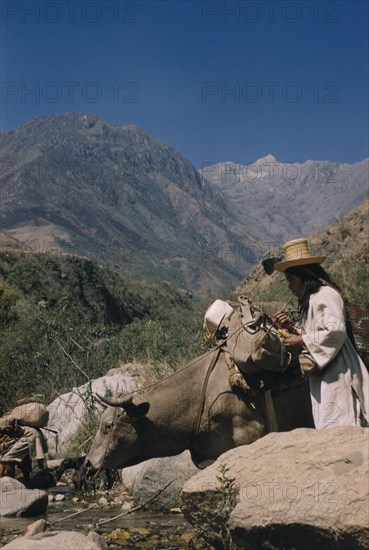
[181,426,369,550]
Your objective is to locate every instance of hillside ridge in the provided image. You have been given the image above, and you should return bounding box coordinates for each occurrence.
[2,113,368,296]
[238,198,369,308]
[1,113,259,297]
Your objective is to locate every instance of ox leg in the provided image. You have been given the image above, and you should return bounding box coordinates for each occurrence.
[189,449,214,469]
[0,462,16,478]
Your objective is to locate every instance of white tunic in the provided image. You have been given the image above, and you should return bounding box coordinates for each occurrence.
[301,286,369,429]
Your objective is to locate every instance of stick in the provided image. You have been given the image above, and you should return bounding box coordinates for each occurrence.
[96,478,177,527]
[78,434,93,450]
[279,293,295,313]
[259,294,295,344]
[55,338,90,381]
[41,427,58,434]
[50,503,98,526]
[69,336,85,352]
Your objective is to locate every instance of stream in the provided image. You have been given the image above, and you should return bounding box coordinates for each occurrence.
[0,491,210,549]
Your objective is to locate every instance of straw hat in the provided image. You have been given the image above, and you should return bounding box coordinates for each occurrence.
[274,238,326,272]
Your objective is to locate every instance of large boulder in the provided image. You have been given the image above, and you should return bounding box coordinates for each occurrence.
[129,451,199,510]
[181,426,369,550]
[0,477,48,517]
[43,363,145,457]
[2,530,106,549]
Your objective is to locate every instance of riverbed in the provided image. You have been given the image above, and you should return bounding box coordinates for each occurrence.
[0,497,210,549]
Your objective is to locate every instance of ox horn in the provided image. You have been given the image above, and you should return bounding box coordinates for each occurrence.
[93,394,108,409]
[95,393,150,418]
[95,393,133,408]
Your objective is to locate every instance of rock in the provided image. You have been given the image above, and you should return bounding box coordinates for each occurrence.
[2,530,106,549]
[113,493,125,504]
[120,461,144,490]
[54,494,65,501]
[120,501,134,513]
[98,496,109,506]
[109,528,130,542]
[25,519,49,536]
[132,451,199,510]
[87,531,108,549]
[46,459,63,470]
[43,364,145,457]
[181,426,369,550]
[0,477,48,517]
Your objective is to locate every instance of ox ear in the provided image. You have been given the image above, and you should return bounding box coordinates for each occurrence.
[123,401,150,419]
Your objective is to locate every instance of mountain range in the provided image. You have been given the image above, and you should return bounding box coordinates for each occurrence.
[201,156,368,244]
[1,113,368,297]
[0,113,260,297]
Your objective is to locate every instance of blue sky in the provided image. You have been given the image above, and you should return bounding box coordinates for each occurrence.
[1,0,368,167]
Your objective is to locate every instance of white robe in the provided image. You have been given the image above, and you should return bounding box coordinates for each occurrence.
[301,286,369,429]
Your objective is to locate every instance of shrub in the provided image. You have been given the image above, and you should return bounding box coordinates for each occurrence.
[0,251,204,413]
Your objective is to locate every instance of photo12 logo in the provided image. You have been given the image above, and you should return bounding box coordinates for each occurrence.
[201,240,280,265]
[201,81,340,104]
[1,81,140,104]
[201,160,339,185]
[201,2,340,24]
[0,160,137,187]
[1,1,140,24]
[201,479,340,505]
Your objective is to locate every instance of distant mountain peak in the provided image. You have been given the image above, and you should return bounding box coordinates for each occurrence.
[254,154,277,164]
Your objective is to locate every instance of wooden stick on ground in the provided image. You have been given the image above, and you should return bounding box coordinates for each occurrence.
[96,478,177,527]
[50,503,99,526]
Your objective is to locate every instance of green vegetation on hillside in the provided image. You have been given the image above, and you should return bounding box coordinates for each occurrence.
[239,262,369,311]
[0,251,204,414]
[335,261,369,310]
[2,197,367,415]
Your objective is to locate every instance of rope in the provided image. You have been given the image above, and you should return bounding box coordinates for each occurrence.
[91,298,296,466]
[94,296,293,405]
[191,347,222,440]
[92,348,225,478]
[99,326,245,404]
[223,348,250,395]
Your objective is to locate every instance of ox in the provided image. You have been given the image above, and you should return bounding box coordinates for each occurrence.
[86,348,314,471]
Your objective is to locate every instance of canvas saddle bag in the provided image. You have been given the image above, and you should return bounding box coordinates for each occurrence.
[8,403,49,428]
[226,296,290,375]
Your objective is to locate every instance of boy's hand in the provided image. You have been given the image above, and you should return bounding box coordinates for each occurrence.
[273,312,293,330]
[283,334,304,349]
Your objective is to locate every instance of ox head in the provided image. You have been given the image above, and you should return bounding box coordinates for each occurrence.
[85,394,150,471]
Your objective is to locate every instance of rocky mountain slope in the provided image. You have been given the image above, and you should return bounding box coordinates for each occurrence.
[201,155,368,243]
[0,113,260,297]
[1,113,367,297]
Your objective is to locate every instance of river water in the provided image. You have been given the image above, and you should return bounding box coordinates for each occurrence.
[0,498,209,549]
